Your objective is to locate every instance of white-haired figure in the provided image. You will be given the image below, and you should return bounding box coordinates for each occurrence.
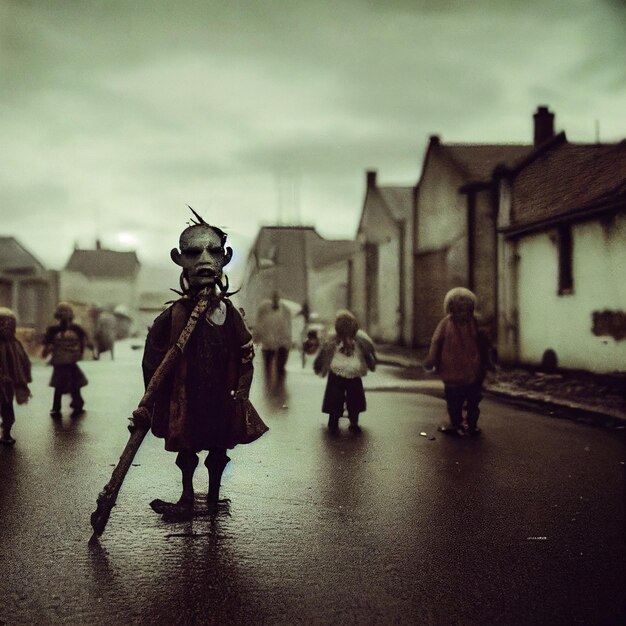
[423,288,494,436]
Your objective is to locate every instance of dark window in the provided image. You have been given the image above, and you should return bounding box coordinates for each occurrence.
[557,225,573,295]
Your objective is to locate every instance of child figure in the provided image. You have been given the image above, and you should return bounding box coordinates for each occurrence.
[314,310,376,433]
[0,308,32,444]
[42,303,89,418]
[423,287,494,437]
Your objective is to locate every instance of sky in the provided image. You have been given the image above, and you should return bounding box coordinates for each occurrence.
[1,0,625,286]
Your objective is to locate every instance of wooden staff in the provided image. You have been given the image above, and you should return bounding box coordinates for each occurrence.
[90,290,211,539]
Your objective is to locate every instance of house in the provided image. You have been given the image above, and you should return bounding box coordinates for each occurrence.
[495,134,626,373]
[0,236,59,338]
[239,226,357,339]
[411,109,557,346]
[60,241,140,335]
[351,171,415,344]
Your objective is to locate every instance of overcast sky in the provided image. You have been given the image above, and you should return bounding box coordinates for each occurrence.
[1,0,625,284]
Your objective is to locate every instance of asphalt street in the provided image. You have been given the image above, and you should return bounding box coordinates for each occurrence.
[0,341,624,625]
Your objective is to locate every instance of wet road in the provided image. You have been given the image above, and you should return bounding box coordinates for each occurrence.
[0,341,624,625]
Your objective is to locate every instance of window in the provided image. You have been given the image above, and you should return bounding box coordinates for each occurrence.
[557,225,573,295]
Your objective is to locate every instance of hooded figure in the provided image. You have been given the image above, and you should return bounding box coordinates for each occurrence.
[423,287,494,436]
[0,308,32,444]
[142,208,267,512]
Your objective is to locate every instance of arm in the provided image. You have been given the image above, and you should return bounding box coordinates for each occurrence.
[229,303,255,400]
[356,330,377,372]
[423,318,446,371]
[141,309,172,387]
[313,337,336,376]
[41,327,55,359]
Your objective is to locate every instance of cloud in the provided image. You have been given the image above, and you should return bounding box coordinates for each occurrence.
[0,0,624,273]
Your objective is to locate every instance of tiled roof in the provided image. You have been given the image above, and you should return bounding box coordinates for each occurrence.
[443,143,534,180]
[0,237,47,274]
[65,248,140,278]
[510,141,626,227]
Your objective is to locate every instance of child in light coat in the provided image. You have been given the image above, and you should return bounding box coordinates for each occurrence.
[314,310,376,433]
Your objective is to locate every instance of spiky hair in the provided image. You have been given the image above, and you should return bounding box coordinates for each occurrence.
[183,205,227,247]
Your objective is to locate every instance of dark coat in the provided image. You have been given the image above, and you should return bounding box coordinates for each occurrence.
[0,336,31,405]
[142,296,266,452]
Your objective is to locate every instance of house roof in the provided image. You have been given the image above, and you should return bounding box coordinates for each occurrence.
[249,225,357,270]
[0,236,47,275]
[65,248,140,279]
[378,187,414,221]
[509,140,626,230]
[308,236,358,270]
[442,143,534,181]
[357,182,415,239]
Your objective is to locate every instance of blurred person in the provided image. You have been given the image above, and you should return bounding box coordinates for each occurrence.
[314,310,376,433]
[141,208,267,513]
[42,302,89,418]
[254,291,292,378]
[423,287,494,437]
[301,327,321,367]
[0,308,32,444]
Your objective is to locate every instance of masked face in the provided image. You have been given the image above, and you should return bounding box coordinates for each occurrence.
[171,226,232,289]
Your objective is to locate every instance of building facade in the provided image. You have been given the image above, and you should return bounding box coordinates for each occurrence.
[496,136,626,373]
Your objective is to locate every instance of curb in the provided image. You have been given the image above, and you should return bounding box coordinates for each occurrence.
[484,386,626,429]
[377,354,626,429]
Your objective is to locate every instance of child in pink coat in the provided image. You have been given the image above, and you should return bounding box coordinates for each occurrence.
[423,288,494,436]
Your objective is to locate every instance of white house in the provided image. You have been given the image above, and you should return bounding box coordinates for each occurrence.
[239,225,357,335]
[61,242,141,335]
[353,170,415,344]
[496,135,626,373]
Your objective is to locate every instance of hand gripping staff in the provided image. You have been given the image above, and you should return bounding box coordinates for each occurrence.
[90,289,212,539]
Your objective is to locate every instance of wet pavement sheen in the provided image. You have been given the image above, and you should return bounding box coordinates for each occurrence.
[0,342,624,625]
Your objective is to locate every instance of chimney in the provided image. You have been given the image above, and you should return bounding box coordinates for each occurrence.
[429,134,440,146]
[366,170,377,189]
[533,106,555,146]
[95,239,102,250]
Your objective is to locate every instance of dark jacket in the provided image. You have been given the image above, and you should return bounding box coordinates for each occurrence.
[142,296,267,451]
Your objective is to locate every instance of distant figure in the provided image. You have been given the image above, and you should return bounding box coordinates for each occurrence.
[0,308,32,445]
[423,287,494,437]
[93,310,116,360]
[314,310,376,433]
[42,303,89,418]
[254,291,292,378]
[301,328,321,367]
